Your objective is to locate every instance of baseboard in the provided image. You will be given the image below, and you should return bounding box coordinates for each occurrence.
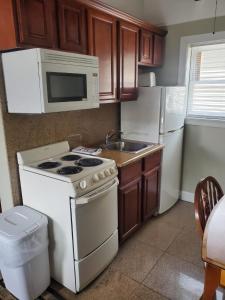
[180,191,194,203]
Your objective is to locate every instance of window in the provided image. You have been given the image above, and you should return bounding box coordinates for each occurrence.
[187,43,225,118]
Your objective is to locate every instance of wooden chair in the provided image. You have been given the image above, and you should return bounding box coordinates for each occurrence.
[194,176,225,299]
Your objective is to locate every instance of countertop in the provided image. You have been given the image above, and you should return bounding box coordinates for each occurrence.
[99,144,164,168]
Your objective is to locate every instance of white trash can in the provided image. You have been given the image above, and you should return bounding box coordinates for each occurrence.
[0,206,50,300]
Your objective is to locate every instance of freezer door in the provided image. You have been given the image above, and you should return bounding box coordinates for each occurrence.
[121,87,161,143]
[159,128,183,214]
[160,87,186,134]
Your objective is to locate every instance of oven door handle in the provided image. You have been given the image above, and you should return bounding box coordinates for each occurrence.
[76,178,119,206]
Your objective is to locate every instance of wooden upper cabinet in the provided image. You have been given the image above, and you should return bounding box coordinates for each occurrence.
[57,0,87,53]
[16,0,57,48]
[139,29,154,65]
[88,9,117,102]
[139,30,165,66]
[118,21,139,101]
[153,34,165,66]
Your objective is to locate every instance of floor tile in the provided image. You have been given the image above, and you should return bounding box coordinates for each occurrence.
[157,201,195,230]
[75,269,139,300]
[134,218,181,251]
[166,228,203,267]
[143,253,204,300]
[110,239,163,283]
[130,285,169,300]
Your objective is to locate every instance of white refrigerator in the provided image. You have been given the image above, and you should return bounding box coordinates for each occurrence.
[121,86,186,214]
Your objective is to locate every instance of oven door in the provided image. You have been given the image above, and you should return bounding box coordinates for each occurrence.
[70,178,118,260]
[39,63,99,113]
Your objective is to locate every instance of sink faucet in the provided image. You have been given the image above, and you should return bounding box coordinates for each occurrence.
[105,130,123,144]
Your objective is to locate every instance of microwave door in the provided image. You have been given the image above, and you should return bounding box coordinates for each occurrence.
[47,72,87,103]
[40,63,99,113]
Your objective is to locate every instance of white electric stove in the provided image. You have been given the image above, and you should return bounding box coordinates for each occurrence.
[17,141,119,293]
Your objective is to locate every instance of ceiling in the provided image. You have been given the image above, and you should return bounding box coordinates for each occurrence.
[143,0,225,26]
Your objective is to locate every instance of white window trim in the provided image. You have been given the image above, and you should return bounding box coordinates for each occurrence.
[178,31,225,127]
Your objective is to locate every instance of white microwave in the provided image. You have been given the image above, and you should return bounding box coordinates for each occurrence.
[2,48,99,113]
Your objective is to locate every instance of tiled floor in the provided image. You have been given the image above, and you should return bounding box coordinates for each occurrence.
[1,200,224,300]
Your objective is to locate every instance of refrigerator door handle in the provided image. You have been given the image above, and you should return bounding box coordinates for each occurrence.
[167,126,184,134]
[167,129,177,133]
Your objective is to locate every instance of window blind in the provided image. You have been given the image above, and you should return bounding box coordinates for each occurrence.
[187,43,225,118]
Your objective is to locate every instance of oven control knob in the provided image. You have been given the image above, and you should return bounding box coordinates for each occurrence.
[104,169,111,177]
[110,167,115,174]
[99,171,105,179]
[79,180,87,190]
[93,174,99,182]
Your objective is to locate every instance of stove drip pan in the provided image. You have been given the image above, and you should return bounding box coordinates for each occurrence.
[38,161,61,169]
[78,158,103,167]
[57,166,83,175]
[61,155,82,161]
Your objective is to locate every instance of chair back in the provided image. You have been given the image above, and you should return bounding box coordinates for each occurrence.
[194,176,224,237]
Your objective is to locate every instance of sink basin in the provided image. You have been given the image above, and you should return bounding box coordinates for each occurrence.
[102,140,154,153]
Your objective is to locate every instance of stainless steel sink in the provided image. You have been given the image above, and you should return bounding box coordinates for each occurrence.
[102,140,155,153]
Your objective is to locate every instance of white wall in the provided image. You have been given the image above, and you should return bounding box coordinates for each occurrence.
[100,0,144,19]
[182,123,225,201]
[143,0,225,26]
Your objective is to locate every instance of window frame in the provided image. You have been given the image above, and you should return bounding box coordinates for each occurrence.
[178,31,225,127]
[187,43,225,118]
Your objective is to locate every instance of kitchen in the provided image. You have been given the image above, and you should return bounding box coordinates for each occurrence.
[0,0,225,299]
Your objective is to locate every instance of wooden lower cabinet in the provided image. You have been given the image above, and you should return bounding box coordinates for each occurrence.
[118,178,142,242]
[142,166,161,222]
[118,150,162,243]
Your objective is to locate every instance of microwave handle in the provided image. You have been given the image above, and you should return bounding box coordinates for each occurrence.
[75,178,118,206]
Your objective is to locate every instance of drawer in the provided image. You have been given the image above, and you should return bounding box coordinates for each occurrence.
[143,150,162,172]
[75,230,118,292]
[119,160,142,187]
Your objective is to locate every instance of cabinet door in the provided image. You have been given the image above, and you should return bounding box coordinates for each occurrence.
[57,0,87,53]
[16,0,57,48]
[118,21,139,101]
[153,35,164,66]
[142,166,161,222]
[139,29,154,65]
[88,9,117,101]
[118,178,142,242]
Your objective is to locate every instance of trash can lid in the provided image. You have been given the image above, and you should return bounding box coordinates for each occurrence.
[0,206,47,242]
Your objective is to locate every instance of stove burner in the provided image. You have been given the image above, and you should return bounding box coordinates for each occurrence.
[78,158,103,167]
[61,154,82,161]
[57,166,83,175]
[38,161,61,169]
